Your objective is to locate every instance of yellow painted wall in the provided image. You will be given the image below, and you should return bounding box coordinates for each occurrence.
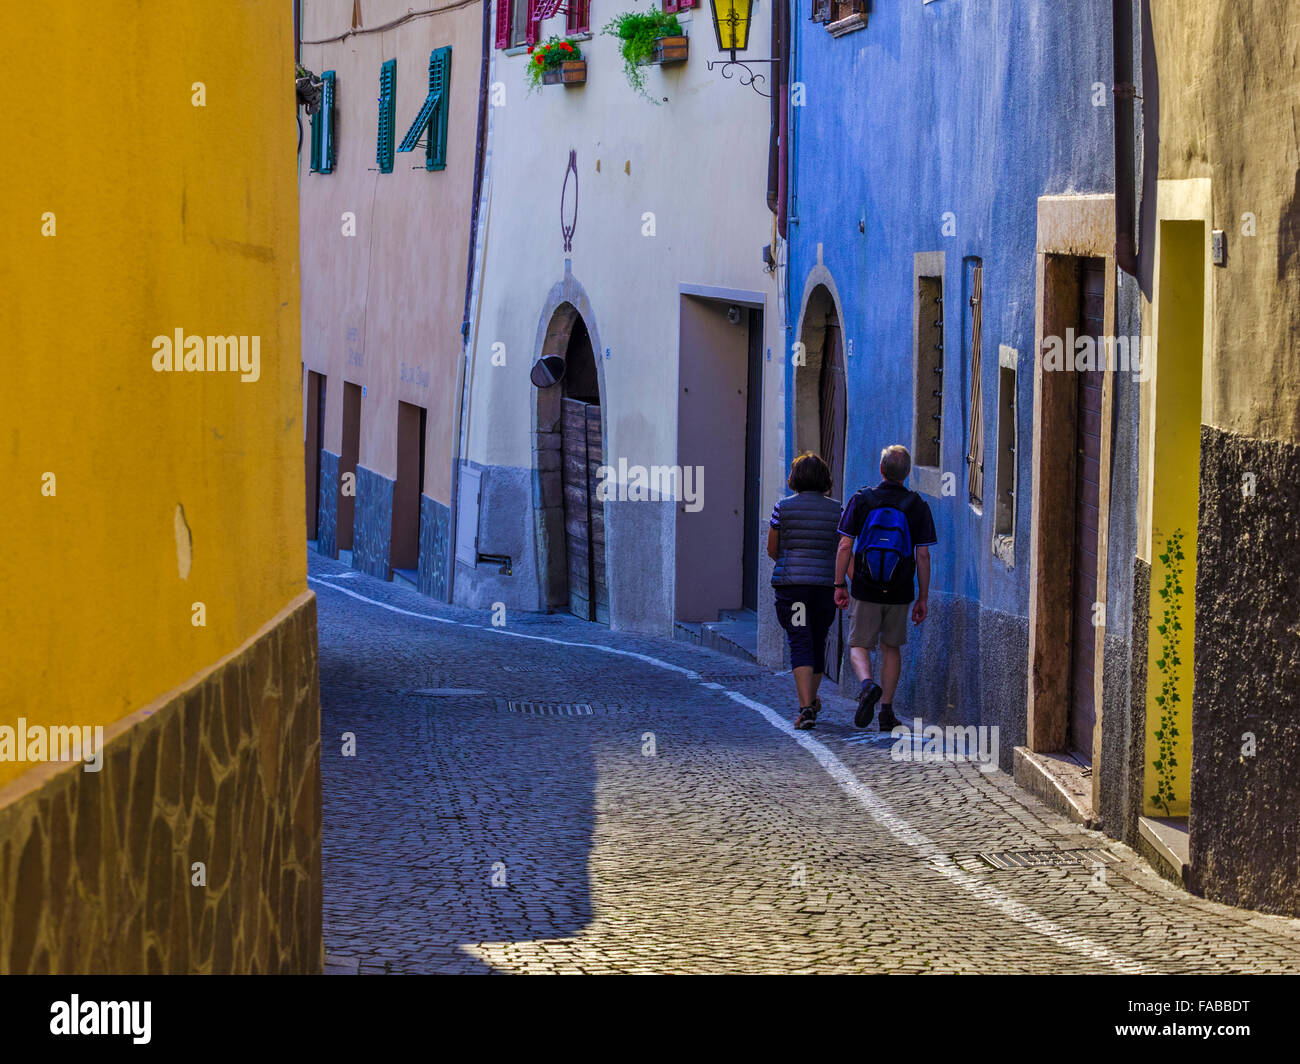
[0,1,304,787]
[1149,0,1300,442]
[1143,221,1204,817]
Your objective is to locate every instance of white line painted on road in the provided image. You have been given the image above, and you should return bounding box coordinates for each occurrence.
[309,578,460,624]
[311,573,1146,974]
[308,576,701,680]
[724,690,1146,974]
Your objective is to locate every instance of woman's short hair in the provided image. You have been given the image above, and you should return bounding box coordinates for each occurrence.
[788,451,832,493]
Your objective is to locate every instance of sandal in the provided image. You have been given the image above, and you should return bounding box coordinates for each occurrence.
[794,704,819,730]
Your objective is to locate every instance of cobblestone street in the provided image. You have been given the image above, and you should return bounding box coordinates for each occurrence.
[313,553,1300,975]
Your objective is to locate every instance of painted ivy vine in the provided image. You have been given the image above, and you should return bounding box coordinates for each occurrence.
[1150,528,1186,815]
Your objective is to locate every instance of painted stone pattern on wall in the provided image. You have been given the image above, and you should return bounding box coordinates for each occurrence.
[352,465,395,580]
[1126,558,1151,848]
[418,495,452,602]
[1191,426,1300,917]
[0,595,322,974]
[317,449,340,559]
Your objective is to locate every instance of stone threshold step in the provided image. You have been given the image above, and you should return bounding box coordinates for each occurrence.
[1013,746,1098,828]
[1137,815,1190,887]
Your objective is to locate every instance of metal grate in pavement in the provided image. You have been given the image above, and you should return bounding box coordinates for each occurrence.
[976,848,1118,871]
[504,700,594,717]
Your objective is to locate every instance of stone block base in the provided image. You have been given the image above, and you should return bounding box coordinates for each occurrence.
[0,593,322,973]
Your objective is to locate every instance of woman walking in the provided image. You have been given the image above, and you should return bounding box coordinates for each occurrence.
[767,452,843,729]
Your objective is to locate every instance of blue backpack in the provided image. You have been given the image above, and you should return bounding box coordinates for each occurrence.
[852,493,914,588]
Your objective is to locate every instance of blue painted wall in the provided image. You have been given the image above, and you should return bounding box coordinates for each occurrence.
[786,0,1116,731]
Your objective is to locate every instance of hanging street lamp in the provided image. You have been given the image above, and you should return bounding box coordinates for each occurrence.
[710,0,753,60]
[705,0,778,97]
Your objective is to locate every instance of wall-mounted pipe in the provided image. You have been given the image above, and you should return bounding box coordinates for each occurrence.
[1113,0,1138,276]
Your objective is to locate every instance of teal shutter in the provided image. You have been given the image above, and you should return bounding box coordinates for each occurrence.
[310,100,322,172]
[317,71,336,174]
[377,59,396,173]
[397,48,451,172]
[426,47,451,172]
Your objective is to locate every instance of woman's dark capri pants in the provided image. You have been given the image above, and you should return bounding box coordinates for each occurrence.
[773,584,838,673]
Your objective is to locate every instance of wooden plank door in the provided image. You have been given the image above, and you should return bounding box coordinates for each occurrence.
[586,402,609,624]
[562,397,593,621]
[1069,259,1106,761]
[819,317,846,682]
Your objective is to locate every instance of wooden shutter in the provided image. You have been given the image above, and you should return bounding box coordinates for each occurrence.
[426,47,450,171]
[309,98,323,172]
[525,0,540,45]
[397,48,450,170]
[318,71,335,174]
[377,59,396,174]
[966,263,984,505]
[495,0,511,48]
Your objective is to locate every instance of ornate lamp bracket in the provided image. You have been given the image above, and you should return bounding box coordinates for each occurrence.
[705,56,780,98]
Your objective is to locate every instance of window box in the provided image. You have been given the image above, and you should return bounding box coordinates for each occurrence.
[827,13,867,37]
[527,37,586,91]
[817,0,868,34]
[649,34,689,64]
[542,59,588,85]
[603,10,685,97]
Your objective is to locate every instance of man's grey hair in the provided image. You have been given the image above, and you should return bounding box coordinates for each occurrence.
[880,444,911,483]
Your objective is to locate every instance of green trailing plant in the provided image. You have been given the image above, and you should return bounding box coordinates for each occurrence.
[525,36,585,92]
[602,9,683,98]
[1150,527,1187,815]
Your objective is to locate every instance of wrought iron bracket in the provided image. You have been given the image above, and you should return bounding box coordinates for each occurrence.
[705,56,781,98]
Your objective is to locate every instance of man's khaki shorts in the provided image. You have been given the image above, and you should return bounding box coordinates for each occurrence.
[848,598,910,648]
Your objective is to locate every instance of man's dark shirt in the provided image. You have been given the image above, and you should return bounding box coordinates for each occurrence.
[838,480,937,604]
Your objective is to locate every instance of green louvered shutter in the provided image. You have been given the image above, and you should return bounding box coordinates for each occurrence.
[426,48,451,171]
[317,71,336,174]
[310,99,323,172]
[377,59,396,173]
[397,48,451,172]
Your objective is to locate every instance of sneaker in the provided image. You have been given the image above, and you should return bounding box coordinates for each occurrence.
[794,706,818,730]
[854,680,882,728]
[877,706,903,732]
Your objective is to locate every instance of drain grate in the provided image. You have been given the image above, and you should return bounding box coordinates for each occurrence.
[976,848,1117,871]
[505,700,593,717]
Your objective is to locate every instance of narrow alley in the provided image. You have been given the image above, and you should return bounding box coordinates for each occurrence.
[313,553,1300,975]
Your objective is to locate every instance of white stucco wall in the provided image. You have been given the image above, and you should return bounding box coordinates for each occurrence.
[463,3,787,639]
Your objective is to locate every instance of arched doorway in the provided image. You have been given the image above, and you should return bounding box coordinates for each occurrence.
[795,282,847,681]
[535,302,608,624]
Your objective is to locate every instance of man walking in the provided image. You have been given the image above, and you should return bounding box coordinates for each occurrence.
[834,444,936,731]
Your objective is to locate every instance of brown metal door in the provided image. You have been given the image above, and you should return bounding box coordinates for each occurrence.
[1069,260,1105,761]
[819,317,846,682]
